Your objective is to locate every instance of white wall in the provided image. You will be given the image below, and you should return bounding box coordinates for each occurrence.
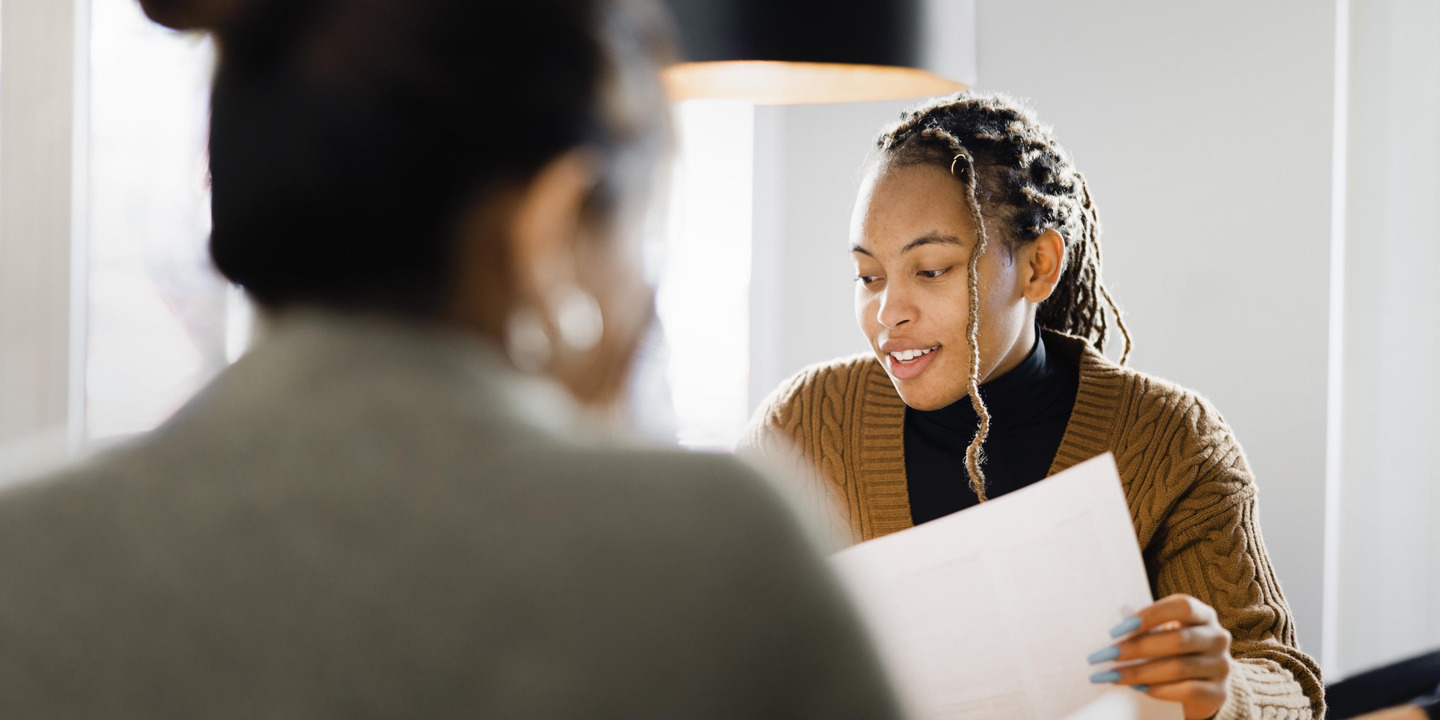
[969,0,1341,661]
[1338,0,1440,677]
[0,0,84,461]
[923,0,978,86]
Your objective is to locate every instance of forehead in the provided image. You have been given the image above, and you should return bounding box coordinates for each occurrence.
[850,161,976,256]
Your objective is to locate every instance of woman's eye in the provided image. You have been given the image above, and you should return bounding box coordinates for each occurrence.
[918,267,951,279]
[855,275,881,286]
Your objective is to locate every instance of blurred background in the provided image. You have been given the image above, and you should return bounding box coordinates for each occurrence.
[0,0,1434,688]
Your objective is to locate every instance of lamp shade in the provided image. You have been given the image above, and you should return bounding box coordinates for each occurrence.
[662,0,964,104]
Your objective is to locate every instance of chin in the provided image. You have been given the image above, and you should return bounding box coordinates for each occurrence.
[877,350,968,411]
[891,380,961,412]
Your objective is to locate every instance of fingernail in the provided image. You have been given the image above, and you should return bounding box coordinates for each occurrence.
[1109,616,1141,638]
[1089,670,1121,684]
[1086,646,1120,664]
[1133,685,1149,693]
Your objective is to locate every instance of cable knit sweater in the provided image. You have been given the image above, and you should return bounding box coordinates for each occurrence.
[739,330,1324,720]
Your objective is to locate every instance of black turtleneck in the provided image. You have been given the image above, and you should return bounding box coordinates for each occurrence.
[904,329,1079,525]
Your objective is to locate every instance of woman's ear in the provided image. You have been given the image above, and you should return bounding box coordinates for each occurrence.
[449,148,652,409]
[505,150,602,308]
[1022,228,1066,303]
[447,149,599,339]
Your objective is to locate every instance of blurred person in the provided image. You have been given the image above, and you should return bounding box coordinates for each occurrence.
[741,91,1323,719]
[0,0,903,717]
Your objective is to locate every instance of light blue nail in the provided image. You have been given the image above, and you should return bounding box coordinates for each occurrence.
[1109,616,1141,638]
[1133,685,1149,693]
[1089,670,1121,684]
[1087,646,1120,664]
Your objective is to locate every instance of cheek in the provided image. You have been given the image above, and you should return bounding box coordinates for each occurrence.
[936,282,973,331]
[855,288,881,342]
[576,228,648,329]
[972,257,1028,361]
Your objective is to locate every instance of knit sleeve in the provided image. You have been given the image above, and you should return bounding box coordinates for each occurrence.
[737,365,860,547]
[736,372,805,461]
[1148,398,1325,720]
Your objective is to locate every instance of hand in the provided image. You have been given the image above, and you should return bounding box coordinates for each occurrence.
[1087,594,1232,719]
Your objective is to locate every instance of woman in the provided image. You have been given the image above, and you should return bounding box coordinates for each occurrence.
[0,0,902,717]
[742,91,1324,719]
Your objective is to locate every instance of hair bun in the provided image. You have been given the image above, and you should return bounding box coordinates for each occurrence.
[137,0,245,31]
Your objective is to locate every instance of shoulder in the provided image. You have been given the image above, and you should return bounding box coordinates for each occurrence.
[0,439,165,622]
[1055,332,1240,459]
[744,353,882,442]
[1070,341,1257,536]
[0,434,830,629]
[0,438,149,521]
[556,449,900,718]
[560,442,789,513]
[1110,362,1243,472]
[482,437,834,553]
[758,354,879,417]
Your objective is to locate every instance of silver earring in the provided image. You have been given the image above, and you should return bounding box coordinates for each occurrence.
[505,306,552,373]
[554,286,604,352]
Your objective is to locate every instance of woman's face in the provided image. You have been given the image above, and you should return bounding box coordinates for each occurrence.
[850,161,1035,411]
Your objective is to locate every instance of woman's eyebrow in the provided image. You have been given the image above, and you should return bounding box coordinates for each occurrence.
[851,232,963,258]
[901,231,963,253]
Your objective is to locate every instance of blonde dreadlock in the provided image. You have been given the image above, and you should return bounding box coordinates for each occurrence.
[876,90,1133,500]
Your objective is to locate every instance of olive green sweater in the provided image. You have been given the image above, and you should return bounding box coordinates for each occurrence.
[740,331,1324,720]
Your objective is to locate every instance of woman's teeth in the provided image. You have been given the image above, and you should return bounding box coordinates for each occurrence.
[890,346,939,363]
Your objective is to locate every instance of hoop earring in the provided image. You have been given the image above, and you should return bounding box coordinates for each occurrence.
[554,286,604,352]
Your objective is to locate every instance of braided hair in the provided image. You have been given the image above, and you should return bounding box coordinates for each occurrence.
[876,90,1132,500]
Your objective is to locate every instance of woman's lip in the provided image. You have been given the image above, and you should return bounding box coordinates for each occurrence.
[885,346,940,381]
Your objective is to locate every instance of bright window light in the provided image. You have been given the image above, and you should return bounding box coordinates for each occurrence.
[655,100,754,450]
[84,0,234,439]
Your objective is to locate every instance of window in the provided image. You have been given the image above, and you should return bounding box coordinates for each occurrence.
[84,0,243,440]
[655,101,754,449]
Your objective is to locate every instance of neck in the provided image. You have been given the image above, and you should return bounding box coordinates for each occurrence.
[982,318,1038,384]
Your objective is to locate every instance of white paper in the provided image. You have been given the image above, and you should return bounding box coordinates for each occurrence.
[832,453,1183,720]
[1060,692,1150,720]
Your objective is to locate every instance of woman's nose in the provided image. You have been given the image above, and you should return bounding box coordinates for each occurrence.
[877,287,914,329]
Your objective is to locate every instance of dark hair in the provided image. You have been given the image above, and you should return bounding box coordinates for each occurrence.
[146,0,673,312]
[876,90,1132,499]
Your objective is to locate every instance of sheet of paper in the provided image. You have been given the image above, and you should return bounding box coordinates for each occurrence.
[1061,691,1151,720]
[831,453,1183,720]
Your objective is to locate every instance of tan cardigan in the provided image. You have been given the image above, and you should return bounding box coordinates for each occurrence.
[740,331,1323,720]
